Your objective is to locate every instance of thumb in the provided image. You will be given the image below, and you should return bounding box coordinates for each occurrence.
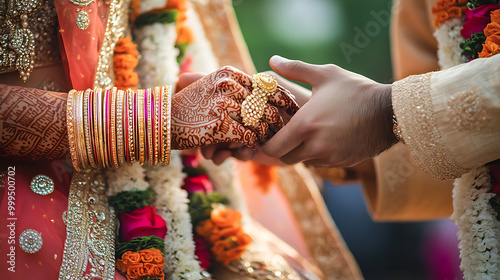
[270,55,321,85]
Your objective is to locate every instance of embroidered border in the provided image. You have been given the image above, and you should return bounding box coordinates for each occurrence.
[59,171,116,280]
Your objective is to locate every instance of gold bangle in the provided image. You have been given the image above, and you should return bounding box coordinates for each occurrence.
[67,89,80,171]
[83,89,97,169]
[116,89,125,165]
[95,88,106,168]
[126,89,135,163]
[153,86,160,166]
[137,89,145,165]
[146,88,154,165]
[160,86,171,165]
[75,90,89,170]
[110,87,119,168]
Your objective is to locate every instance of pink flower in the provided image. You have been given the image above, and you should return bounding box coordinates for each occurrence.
[461,4,500,39]
[182,174,213,194]
[182,154,201,168]
[194,234,212,270]
[119,205,167,242]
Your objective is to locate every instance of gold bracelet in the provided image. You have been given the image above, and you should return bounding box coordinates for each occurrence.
[146,88,154,165]
[110,87,119,168]
[75,90,89,170]
[67,89,80,171]
[127,89,135,163]
[95,88,106,168]
[83,89,97,169]
[160,86,171,165]
[116,89,125,165]
[92,87,100,168]
[137,89,146,165]
[153,86,160,166]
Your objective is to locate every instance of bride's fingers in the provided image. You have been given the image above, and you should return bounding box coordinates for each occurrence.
[215,66,253,90]
[268,85,300,116]
[216,117,259,149]
[261,104,284,134]
[177,72,205,91]
[215,78,251,103]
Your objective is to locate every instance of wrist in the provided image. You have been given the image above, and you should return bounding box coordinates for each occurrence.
[379,84,398,150]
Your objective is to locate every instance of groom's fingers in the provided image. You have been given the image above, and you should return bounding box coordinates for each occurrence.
[261,115,304,158]
[270,55,322,85]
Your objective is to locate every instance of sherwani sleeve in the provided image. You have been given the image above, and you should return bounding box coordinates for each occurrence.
[359,0,455,221]
[392,55,500,181]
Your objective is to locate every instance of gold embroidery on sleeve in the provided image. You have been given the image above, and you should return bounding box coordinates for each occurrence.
[392,73,470,180]
[447,91,491,131]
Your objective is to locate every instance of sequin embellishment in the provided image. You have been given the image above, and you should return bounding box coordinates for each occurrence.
[447,91,491,131]
[76,10,90,30]
[19,229,43,253]
[30,175,54,195]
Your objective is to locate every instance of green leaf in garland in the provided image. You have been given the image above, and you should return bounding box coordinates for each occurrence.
[183,165,208,177]
[135,9,179,28]
[176,42,189,64]
[467,0,500,9]
[116,235,165,259]
[142,277,162,280]
[490,194,500,221]
[109,188,154,214]
[188,192,229,226]
[460,32,487,60]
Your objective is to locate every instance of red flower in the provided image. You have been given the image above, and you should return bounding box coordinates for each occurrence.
[182,153,201,168]
[461,4,500,39]
[182,174,213,194]
[119,205,167,242]
[193,234,213,270]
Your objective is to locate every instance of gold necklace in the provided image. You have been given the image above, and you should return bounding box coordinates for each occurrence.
[0,0,38,81]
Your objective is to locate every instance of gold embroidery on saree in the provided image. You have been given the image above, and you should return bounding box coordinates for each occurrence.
[58,171,116,280]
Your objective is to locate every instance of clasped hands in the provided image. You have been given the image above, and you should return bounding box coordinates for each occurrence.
[173,56,398,168]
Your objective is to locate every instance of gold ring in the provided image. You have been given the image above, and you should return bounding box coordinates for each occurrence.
[241,73,277,126]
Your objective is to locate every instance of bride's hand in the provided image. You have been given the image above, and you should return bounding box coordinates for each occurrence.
[171,66,298,150]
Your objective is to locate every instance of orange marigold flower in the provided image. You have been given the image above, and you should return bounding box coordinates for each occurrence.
[448,6,465,18]
[485,21,500,37]
[491,9,500,24]
[209,225,242,244]
[176,24,194,44]
[143,263,165,279]
[196,219,214,239]
[433,11,450,26]
[115,70,139,87]
[139,248,166,265]
[211,233,252,265]
[125,263,145,280]
[479,34,500,58]
[114,53,139,70]
[116,251,141,272]
[211,209,242,228]
[166,0,187,12]
[114,38,139,56]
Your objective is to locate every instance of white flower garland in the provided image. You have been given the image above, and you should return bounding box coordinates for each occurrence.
[146,151,202,280]
[138,0,167,14]
[134,22,180,89]
[434,13,500,279]
[434,17,467,69]
[106,162,150,195]
[450,167,500,280]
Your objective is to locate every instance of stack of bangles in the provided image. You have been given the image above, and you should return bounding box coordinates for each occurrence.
[67,86,172,171]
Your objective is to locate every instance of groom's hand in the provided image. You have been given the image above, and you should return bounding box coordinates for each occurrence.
[262,56,397,167]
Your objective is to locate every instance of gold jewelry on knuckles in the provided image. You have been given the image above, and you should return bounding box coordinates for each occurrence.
[241,73,278,126]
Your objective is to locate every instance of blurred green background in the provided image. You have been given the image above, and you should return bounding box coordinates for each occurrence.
[233,1,462,280]
[233,0,394,84]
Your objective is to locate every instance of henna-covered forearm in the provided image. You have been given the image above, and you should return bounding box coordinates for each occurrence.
[0,84,69,161]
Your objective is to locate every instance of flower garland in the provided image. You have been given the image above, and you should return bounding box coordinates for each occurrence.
[182,154,253,270]
[432,1,500,278]
[107,163,169,280]
[113,38,140,91]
